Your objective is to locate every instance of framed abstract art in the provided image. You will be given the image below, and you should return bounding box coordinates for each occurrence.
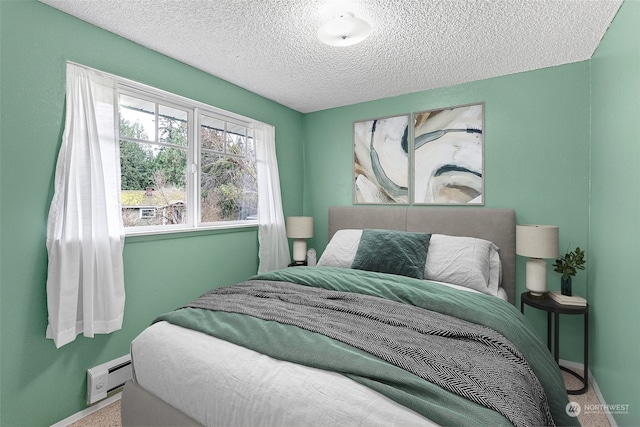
[353,114,410,204]
[413,103,484,205]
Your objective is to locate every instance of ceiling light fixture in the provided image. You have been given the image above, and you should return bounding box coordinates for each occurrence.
[317,12,371,47]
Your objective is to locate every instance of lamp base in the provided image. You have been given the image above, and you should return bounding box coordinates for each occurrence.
[525,258,548,297]
[292,239,308,264]
[288,261,307,267]
[527,291,547,300]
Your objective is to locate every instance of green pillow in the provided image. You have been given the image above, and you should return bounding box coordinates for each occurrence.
[351,229,431,279]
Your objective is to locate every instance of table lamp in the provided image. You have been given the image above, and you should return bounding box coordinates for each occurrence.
[286,216,314,265]
[516,224,559,298]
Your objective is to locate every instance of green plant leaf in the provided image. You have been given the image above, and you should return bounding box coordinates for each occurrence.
[554,246,586,279]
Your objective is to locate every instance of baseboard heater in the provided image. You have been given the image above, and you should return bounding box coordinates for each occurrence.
[87,354,132,405]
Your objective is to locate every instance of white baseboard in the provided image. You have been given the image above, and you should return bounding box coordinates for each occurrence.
[50,391,122,427]
[559,359,618,427]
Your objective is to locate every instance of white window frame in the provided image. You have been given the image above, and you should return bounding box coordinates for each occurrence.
[115,79,259,237]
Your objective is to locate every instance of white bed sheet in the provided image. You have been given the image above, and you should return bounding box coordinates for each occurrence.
[131,321,436,427]
[438,280,509,301]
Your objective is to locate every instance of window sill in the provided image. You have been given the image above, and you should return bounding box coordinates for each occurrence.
[124,222,258,243]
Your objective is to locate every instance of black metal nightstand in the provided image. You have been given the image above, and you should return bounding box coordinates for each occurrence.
[520,292,589,395]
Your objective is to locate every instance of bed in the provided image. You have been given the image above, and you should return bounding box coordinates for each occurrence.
[121,206,576,427]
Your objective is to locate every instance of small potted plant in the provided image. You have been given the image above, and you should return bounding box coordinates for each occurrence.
[553,247,586,296]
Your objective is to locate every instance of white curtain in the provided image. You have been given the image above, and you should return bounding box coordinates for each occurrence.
[45,63,125,348]
[255,123,290,273]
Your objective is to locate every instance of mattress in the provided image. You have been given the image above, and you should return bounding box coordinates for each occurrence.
[131,320,436,427]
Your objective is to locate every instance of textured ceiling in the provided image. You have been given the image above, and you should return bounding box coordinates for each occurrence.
[39,0,622,113]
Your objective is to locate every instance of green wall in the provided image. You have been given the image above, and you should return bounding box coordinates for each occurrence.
[0,2,303,426]
[304,62,592,361]
[590,1,640,425]
[2,0,638,426]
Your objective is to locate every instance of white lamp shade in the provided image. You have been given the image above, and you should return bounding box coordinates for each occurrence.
[286,216,314,239]
[516,225,559,259]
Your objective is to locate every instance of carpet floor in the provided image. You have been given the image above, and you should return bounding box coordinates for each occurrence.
[69,369,611,427]
[562,369,612,427]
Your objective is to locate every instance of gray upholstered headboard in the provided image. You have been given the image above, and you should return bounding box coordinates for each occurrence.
[328,206,516,305]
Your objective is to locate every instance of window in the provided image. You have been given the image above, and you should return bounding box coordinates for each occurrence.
[118,87,257,234]
[200,114,256,223]
[139,208,156,219]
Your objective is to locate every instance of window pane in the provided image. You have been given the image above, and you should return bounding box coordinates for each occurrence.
[226,122,246,156]
[120,140,188,228]
[201,152,257,223]
[120,140,155,191]
[158,104,188,147]
[246,129,255,158]
[201,115,225,152]
[119,95,155,141]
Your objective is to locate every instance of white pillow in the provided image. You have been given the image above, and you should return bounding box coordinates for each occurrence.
[317,230,502,297]
[317,229,363,268]
[424,234,501,296]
